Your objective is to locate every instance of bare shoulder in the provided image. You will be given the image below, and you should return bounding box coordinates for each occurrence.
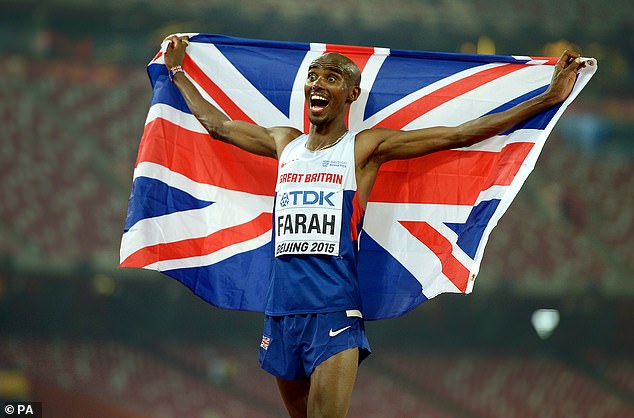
[355,128,392,150]
[269,126,304,158]
[269,126,303,140]
[356,128,394,141]
[354,128,398,166]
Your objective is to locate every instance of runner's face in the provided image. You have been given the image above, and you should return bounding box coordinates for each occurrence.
[304,62,354,125]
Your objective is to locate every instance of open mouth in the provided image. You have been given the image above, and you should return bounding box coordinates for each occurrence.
[309,93,330,113]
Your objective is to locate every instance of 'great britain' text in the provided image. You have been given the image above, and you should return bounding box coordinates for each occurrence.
[278,172,343,185]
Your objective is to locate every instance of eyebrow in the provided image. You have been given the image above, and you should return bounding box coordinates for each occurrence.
[308,63,346,75]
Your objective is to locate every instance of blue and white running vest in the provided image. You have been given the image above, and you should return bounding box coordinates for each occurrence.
[265,132,365,316]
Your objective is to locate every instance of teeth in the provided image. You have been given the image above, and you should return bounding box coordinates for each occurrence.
[311,94,328,101]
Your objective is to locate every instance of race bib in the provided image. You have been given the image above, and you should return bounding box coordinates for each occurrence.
[274,185,343,256]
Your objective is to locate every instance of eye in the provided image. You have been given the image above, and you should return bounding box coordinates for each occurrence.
[307,72,317,81]
[328,75,337,83]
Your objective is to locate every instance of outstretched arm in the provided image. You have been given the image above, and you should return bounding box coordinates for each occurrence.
[360,50,586,165]
[163,36,300,159]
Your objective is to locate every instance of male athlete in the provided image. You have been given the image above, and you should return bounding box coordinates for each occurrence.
[163,35,585,418]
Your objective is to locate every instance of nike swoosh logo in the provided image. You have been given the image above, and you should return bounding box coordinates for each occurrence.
[329,326,351,337]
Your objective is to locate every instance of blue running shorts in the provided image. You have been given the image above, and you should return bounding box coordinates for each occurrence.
[258,310,371,380]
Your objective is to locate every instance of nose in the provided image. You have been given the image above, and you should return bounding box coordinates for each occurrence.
[309,75,327,89]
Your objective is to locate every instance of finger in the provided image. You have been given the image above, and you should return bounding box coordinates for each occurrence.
[174,36,191,49]
[163,36,177,49]
[557,50,580,68]
[569,57,585,72]
[556,51,571,69]
[566,52,581,65]
[561,57,585,78]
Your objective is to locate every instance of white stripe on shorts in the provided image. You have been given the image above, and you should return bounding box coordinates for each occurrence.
[346,309,363,318]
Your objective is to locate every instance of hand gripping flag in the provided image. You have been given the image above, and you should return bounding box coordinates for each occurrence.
[120,34,596,320]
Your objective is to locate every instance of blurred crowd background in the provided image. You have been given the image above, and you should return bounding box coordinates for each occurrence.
[0,0,633,417]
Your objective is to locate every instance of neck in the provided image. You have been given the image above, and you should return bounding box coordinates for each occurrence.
[308,118,347,137]
[306,111,349,149]
[306,128,348,152]
[310,117,347,131]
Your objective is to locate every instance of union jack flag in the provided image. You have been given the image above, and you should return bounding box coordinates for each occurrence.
[120,34,596,320]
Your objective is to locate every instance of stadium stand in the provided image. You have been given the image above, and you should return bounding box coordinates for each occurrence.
[584,353,634,402]
[380,350,634,418]
[161,342,458,417]
[0,56,147,262]
[350,367,457,418]
[603,358,634,400]
[3,337,633,417]
[161,342,283,410]
[480,134,632,290]
[0,337,277,418]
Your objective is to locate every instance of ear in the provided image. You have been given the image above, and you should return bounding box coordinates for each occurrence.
[347,86,361,103]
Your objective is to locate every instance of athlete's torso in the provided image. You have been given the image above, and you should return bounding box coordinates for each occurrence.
[265,132,365,315]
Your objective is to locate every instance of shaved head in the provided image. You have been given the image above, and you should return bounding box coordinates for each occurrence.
[310,52,361,88]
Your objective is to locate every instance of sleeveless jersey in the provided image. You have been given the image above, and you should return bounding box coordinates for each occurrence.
[265,132,365,316]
